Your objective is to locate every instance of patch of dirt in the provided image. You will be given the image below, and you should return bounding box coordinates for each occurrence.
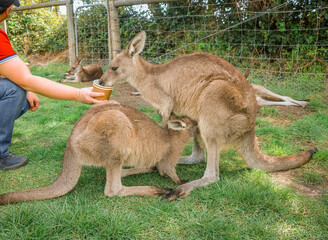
[261,106,327,198]
[27,51,69,66]
[258,105,314,127]
[275,105,313,118]
[109,82,151,108]
[270,169,328,197]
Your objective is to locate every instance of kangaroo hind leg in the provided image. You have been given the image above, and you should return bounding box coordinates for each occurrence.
[121,167,154,177]
[165,140,222,201]
[105,163,172,197]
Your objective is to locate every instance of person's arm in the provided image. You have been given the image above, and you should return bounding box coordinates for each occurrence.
[0,57,105,104]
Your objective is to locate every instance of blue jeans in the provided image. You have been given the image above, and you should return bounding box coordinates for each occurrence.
[0,78,30,158]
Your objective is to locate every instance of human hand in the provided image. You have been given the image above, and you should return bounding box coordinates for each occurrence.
[78,87,106,104]
[26,91,39,111]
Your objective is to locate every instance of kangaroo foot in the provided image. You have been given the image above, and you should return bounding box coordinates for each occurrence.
[157,188,174,196]
[163,185,192,201]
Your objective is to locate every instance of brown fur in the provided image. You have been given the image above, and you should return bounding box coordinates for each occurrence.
[61,56,103,83]
[0,101,198,205]
[99,31,316,200]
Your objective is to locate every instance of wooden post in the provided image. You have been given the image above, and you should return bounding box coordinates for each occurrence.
[113,0,181,6]
[66,0,76,65]
[107,0,121,61]
[0,20,6,32]
[326,63,328,103]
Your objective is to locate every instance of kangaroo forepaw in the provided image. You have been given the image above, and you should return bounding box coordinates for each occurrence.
[162,187,191,201]
[308,147,318,156]
[157,188,174,196]
[162,190,178,201]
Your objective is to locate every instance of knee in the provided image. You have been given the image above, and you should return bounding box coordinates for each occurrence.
[0,78,26,103]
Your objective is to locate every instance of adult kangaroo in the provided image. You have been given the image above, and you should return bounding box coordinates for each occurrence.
[0,101,198,205]
[99,31,316,200]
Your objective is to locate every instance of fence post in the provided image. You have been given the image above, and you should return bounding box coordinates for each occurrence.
[107,0,121,61]
[0,20,6,32]
[66,0,76,65]
[326,65,328,100]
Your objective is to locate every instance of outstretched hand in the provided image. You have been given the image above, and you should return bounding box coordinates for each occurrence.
[78,87,106,104]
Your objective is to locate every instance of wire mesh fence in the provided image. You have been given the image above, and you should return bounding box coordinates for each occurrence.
[6,1,328,98]
[74,3,109,66]
[115,1,327,98]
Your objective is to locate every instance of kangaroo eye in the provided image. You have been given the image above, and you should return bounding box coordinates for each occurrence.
[112,67,118,71]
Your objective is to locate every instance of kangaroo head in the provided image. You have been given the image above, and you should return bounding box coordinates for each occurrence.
[168,113,198,137]
[67,56,82,75]
[99,31,146,87]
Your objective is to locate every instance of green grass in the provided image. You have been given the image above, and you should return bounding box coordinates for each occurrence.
[0,62,327,239]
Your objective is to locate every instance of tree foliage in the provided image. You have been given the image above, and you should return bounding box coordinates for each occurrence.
[7,0,67,55]
[6,0,328,71]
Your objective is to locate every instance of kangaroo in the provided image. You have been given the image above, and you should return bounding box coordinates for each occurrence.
[244,69,308,107]
[252,84,308,107]
[61,56,103,83]
[98,31,317,200]
[0,101,198,205]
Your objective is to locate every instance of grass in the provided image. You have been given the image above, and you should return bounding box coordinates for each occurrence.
[0,62,327,239]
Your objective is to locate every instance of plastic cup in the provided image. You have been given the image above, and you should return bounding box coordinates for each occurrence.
[92,80,112,100]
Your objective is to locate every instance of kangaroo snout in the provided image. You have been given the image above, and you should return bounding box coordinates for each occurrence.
[98,78,105,85]
[99,77,113,87]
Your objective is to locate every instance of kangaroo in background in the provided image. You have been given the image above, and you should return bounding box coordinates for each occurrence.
[61,56,103,83]
[0,101,198,205]
[244,69,308,107]
[99,31,317,201]
[252,84,308,107]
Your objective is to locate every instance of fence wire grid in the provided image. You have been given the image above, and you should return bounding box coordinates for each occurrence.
[7,1,328,99]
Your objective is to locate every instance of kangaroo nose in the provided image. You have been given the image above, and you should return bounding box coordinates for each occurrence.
[98,79,104,85]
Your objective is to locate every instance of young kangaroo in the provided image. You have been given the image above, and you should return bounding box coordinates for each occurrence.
[61,56,103,83]
[0,101,198,205]
[98,31,317,200]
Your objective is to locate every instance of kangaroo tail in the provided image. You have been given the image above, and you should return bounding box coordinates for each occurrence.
[234,129,317,172]
[0,146,82,205]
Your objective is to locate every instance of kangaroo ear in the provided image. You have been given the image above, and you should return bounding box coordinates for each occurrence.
[168,120,187,130]
[126,31,146,58]
[76,65,82,72]
[244,69,250,79]
[75,57,80,64]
